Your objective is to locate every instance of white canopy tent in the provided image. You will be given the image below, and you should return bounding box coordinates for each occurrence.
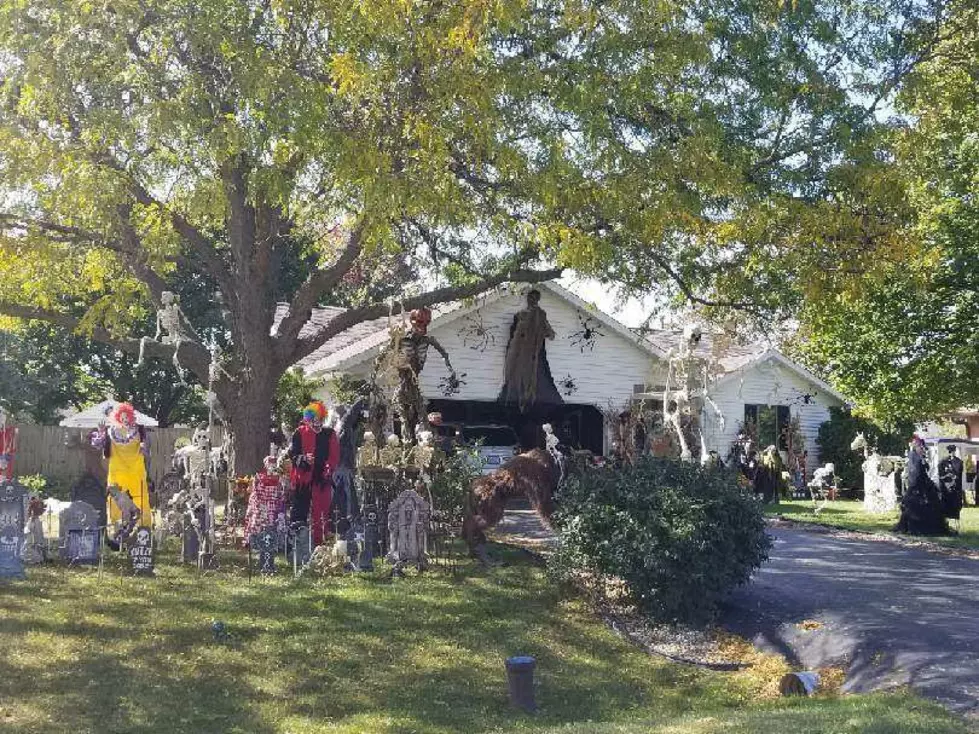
[59,400,159,428]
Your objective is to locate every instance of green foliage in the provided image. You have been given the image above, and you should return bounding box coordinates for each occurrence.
[429,445,481,525]
[325,374,367,408]
[551,458,771,623]
[787,4,979,423]
[816,406,915,490]
[273,368,325,430]
[16,473,70,500]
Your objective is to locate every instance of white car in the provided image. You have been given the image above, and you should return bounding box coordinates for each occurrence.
[459,424,521,475]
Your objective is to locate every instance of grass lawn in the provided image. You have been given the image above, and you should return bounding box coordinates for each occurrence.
[0,543,967,734]
[767,500,979,550]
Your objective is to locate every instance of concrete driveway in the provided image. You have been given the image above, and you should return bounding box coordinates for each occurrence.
[724,525,979,715]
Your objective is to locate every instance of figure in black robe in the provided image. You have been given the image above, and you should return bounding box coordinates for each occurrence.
[499,290,563,412]
[895,444,949,536]
[938,446,965,521]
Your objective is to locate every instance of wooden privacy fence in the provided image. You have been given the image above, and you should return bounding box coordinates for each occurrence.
[11,425,225,491]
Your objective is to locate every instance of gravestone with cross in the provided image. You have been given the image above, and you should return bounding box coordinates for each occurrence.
[127,526,154,576]
[250,527,278,576]
[59,501,101,565]
[0,479,27,579]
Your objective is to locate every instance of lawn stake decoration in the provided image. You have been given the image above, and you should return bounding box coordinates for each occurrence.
[127,526,154,576]
[0,479,27,579]
[250,526,279,576]
[569,311,606,352]
[59,501,101,565]
[458,311,497,352]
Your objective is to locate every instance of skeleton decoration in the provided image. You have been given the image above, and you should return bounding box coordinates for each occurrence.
[374,307,456,445]
[138,291,199,385]
[543,423,566,485]
[807,463,836,514]
[457,311,498,352]
[569,311,606,352]
[662,324,703,462]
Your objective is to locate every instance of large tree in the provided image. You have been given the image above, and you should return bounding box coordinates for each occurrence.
[0,0,948,470]
[786,2,979,424]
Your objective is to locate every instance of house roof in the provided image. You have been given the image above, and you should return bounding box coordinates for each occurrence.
[276,283,848,404]
[60,400,159,428]
[289,281,668,376]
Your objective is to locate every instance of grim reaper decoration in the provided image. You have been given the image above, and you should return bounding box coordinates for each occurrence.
[498,289,563,412]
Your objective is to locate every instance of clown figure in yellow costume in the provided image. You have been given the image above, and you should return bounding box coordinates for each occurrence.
[98,402,152,532]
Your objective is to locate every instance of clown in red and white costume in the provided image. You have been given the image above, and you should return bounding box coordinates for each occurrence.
[244,455,288,541]
[289,401,339,545]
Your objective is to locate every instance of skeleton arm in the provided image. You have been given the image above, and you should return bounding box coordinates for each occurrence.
[426,336,454,374]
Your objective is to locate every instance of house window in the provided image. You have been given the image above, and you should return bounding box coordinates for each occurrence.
[744,404,791,450]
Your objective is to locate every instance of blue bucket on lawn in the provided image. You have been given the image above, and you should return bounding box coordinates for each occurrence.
[505,655,537,712]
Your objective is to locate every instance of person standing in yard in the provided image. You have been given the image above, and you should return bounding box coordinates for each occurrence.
[938,445,965,528]
[289,401,339,546]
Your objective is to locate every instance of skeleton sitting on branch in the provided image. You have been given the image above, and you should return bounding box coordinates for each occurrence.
[138,290,201,385]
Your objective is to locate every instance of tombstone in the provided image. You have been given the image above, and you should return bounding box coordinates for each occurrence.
[358,501,380,571]
[127,526,154,576]
[59,501,101,565]
[69,473,107,528]
[290,524,312,572]
[250,527,278,576]
[0,479,27,579]
[863,453,901,514]
[386,488,430,573]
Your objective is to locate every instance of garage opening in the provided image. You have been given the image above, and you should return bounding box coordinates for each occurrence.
[426,399,605,455]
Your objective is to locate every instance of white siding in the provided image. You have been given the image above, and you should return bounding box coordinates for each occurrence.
[702,357,841,474]
[318,289,658,450]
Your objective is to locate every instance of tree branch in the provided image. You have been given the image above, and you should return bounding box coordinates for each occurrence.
[0,302,211,379]
[289,266,563,365]
[275,217,368,343]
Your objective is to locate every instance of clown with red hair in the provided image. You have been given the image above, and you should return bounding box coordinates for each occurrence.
[100,402,151,530]
[288,400,340,545]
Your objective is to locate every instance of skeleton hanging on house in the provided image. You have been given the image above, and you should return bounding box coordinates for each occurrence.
[138,291,199,385]
[373,307,456,445]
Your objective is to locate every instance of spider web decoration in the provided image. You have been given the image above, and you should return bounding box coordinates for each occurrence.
[438,372,467,397]
[559,374,578,397]
[457,311,498,352]
[569,312,606,352]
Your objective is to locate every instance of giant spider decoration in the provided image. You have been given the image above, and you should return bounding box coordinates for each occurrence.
[559,374,578,396]
[569,311,606,352]
[457,311,497,352]
[438,371,467,397]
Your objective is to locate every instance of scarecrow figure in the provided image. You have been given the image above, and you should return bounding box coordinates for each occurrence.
[289,401,339,546]
[499,289,562,412]
[375,307,455,445]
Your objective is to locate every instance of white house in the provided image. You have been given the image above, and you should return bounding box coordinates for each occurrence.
[295,282,845,473]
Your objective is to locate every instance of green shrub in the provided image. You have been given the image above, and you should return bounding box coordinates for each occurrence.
[550,458,772,623]
[816,406,914,490]
[16,474,71,499]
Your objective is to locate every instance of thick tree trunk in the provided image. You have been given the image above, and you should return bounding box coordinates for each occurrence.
[224,376,277,477]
